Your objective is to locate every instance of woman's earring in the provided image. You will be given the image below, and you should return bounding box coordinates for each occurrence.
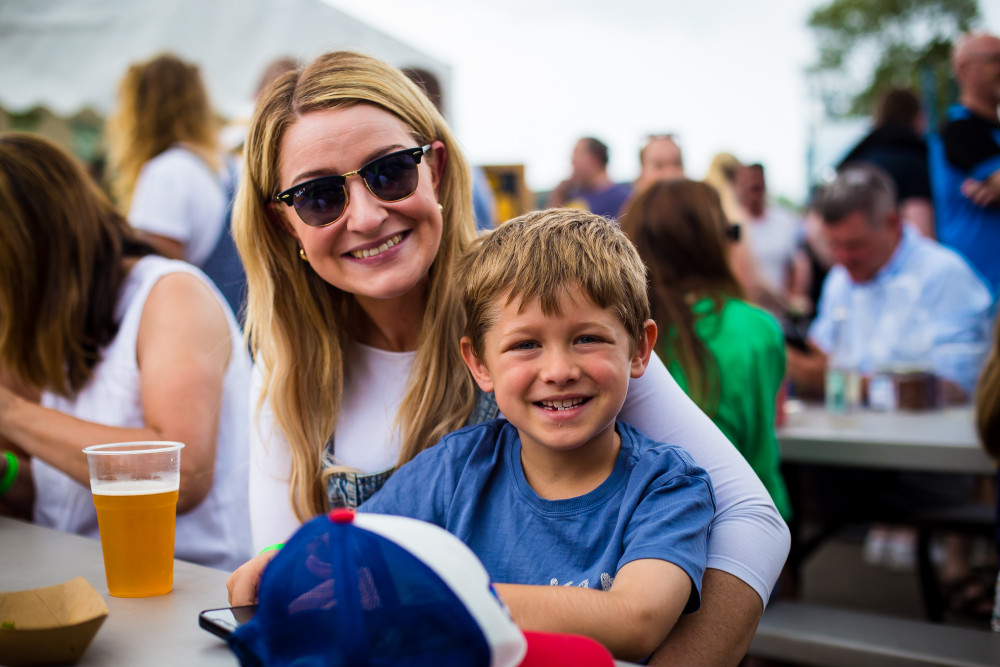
[299,247,308,262]
[437,202,444,212]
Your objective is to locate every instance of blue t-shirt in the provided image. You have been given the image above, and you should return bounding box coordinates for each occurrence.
[360,419,715,613]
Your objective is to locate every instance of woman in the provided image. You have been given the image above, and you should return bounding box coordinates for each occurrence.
[621,179,791,521]
[229,51,788,664]
[975,313,1000,631]
[105,53,244,318]
[0,133,251,569]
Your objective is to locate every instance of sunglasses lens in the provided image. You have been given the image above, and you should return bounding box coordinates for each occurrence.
[363,152,420,202]
[293,178,347,227]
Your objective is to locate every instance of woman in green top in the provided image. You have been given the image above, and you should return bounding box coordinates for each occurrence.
[621,179,791,520]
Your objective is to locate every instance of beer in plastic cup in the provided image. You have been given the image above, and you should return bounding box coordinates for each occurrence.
[83,442,184,598]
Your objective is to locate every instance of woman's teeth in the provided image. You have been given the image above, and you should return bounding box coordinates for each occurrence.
[350,233,403,259]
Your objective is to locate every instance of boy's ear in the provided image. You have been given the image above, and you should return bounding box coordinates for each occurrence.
[460,336,494,393]
[630,319,658,379]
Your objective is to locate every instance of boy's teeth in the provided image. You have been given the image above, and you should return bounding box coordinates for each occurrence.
[350,233,403,259]
[540,398,585,410]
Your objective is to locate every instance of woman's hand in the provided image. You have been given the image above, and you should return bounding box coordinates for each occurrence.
[227,549,280,606]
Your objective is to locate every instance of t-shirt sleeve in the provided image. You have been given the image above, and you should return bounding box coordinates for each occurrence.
[619,448,716,613]
[248,364,303,553]
[941,118,1000,173]
[128,152,200,243]
[618,354,790,604]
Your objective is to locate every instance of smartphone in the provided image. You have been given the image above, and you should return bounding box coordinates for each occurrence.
[199,605,258,640]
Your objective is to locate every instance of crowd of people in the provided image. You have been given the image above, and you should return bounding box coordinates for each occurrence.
[1,27,999,663]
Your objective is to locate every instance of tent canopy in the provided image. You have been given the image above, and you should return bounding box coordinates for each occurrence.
[0,0,451,119]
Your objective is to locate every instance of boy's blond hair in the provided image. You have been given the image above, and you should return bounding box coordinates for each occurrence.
[458,209,650,359]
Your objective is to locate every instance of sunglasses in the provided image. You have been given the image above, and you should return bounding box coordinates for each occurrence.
[274,144,432,227]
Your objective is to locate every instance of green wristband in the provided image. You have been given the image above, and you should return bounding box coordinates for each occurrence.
[0,451,18,496]
[258,543,284,555]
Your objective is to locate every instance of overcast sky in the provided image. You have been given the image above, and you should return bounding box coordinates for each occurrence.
[323,0,1000,205]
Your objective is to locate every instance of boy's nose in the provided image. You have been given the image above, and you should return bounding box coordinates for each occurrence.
[540,349,581,384]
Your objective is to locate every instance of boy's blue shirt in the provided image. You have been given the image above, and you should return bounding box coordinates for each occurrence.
[359,418,716,613]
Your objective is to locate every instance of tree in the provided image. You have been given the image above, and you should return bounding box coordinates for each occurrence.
[807,0,981,123]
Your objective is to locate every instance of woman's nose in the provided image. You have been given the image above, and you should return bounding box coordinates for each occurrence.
[342,177,387,234]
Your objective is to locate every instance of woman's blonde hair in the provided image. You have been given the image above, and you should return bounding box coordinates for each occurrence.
[105,53,220,209]
[976,315,1000,462]
[0,132,153,395]
[233,51,478,520]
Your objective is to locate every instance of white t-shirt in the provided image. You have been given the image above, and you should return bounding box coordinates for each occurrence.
[33,256,253,570]
[248,345,789,604]
[128,146,229,267]
[743,205,801,293]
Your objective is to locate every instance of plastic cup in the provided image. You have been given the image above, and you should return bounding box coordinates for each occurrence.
[83,442,184,598]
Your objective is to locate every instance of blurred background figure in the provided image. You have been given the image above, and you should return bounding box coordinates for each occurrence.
[621,178,791,522]
[734,162,811,318]
[105,52,246,321]
[547,136,632,218]
[838,87,934,239]
[704,151,744,225]
[222,56,300,155]
[0,133,251,569]
[930,31,1000,299]
[633,133,685,194]
[402,66,497,230]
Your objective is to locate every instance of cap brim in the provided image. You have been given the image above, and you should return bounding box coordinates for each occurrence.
[519,630,616,666]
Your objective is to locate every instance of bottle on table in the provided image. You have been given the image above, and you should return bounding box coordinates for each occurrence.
[825,306,861,414]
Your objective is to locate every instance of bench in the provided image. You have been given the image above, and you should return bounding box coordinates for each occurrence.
[749,601,1000,666]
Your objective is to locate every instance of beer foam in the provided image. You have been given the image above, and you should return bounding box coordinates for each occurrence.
[91,477,179,495]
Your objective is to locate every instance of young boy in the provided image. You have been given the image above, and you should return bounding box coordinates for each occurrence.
[360,209,716,662]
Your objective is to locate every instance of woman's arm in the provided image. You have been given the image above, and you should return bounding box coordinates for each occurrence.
[496,558,691,662]
[247,364,302,553]
[0,273,232,513]
[619,354,790,664]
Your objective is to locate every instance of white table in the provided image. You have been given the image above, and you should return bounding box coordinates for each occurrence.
[776,403,994,474]
[1,517,641,666]
[1,516,237,666]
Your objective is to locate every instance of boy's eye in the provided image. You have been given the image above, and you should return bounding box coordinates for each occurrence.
[510,341,539,351]
[576,335,602,345]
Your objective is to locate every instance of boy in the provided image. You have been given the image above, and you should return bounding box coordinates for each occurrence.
[360,209,715,662]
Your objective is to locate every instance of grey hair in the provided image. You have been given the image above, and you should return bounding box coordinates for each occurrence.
[814,163,896,226]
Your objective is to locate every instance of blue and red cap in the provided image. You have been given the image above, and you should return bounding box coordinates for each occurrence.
[229,509,615,667]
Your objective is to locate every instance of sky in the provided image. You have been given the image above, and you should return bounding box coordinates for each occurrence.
[323,0,1000,206]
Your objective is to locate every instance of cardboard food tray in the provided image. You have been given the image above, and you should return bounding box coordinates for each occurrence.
[0,576,108,666]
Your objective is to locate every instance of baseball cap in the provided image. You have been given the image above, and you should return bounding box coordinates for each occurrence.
[228,509,616,667]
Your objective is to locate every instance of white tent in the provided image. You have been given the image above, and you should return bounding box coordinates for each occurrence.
[0,0,451,119]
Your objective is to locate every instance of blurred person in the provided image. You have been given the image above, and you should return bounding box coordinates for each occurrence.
[789,165,993,584]
[0,133,251,569]
[402,66,497,230]
[633,133,685,194]
[930,31,1000,297]
[105,52,246,319]
[621,179,791,521]
[786,164,992,403]
[548,137,631,218]
[734,162,810,318]
[222,50,789,666]
[838,87,934,238]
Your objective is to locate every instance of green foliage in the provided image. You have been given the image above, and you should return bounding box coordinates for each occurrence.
[807,0,981,121]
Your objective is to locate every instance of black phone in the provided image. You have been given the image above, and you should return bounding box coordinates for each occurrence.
[199,605,258,640]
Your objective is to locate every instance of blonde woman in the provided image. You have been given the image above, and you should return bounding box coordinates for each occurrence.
[227,50,789,665]
[0,133,251,569]
[105,53,244,318]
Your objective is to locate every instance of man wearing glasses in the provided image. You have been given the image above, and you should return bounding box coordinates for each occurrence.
[930,31,1000,299]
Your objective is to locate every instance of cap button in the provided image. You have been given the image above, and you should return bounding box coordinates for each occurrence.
[329,508,356,524]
